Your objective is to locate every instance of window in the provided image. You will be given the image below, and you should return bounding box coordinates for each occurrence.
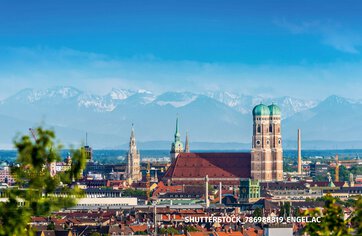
[257,125,261,133]
[269,124,273,133]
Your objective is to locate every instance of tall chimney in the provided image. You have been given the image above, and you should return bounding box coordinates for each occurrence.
[298,129,302,174]
[205,175,209,208]
[335,154,339,182]
[219,182,222,204]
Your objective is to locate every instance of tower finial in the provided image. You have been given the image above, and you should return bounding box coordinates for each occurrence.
[131,123,135,137]
[175,116,180,140]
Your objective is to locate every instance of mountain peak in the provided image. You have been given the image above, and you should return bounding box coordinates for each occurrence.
[323,95,349,105]
[154,92,198,107]
[109,88,133,100]
[47,86,81,98]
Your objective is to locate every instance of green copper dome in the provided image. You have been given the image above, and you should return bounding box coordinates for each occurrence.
[268,104,281,116]
[252,104,270,116]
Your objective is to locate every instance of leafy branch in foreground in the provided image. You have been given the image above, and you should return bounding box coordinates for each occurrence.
[303,194,351,236]
[0,127,87,236]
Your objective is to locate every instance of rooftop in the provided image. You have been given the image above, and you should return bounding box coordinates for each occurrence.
[163,152,251,184]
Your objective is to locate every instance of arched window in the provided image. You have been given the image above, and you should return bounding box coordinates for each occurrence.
[257,125,261,133]
[269,124,273,133]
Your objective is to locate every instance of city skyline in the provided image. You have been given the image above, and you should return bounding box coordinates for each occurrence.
[1,2,361,236]
[1,1,362,99]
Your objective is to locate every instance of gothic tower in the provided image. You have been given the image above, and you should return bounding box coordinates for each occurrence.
[251,104,283,182]
[269,104,283,181]
[126,125,142,183]
[251,104,272,181]
[170,118,184,162]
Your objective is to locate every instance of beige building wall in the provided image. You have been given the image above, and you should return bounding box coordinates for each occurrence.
[76,197,138,207]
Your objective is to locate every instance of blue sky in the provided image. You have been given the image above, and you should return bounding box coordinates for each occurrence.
[1,0,362,99]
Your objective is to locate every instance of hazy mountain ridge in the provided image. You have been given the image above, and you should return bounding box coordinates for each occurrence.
[1,86,317,116]
[0,86,361,149]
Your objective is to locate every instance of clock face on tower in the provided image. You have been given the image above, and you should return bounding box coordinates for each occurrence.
[242,188,247,193]
[256,140,261,146]
[278,138,281,145]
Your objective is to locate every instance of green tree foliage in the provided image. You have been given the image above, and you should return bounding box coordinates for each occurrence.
[303,194,351,236]
[284,202,291,217]
[89,233,102,236]
[345,197,357,207]
[0,127,87,236]
[159,227,179,235]
[293,207,300,217]
[338,165,350,182]
[279,202,285,217]
[330,165,350,182]
[253,207,262,218]
[305,197,314,202]
[283,162,295,172]
[134,231,148,235]
[122,188,147,197]
[185,225,199,232]
[47,222,55,230]
[277,202,291,217]
[314,175,328,182]
[351,196,362,235]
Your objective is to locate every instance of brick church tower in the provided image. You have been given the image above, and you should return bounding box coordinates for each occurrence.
[251,104,283,182]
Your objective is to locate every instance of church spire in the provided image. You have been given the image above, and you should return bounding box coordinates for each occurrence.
[170,117,184,161]
[129,123,136,148]
[185,131,190,153]
[126,124,141,183]
[175,117,180,141]
[131,123,135,138]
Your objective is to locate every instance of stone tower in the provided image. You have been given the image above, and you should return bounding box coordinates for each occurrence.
[251,104,283,182]
[126,125,142,183]
[184,131,190,153]
[170,118,184,162]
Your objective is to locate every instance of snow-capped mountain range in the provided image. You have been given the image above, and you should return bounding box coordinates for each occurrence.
[1,86,317,117]
[0,86,361,149]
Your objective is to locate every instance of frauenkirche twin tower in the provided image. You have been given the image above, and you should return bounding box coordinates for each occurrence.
[251,104,283,181]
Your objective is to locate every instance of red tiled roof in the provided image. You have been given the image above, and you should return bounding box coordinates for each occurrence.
[51,219,67,225]
[152,181,183,197]
[163,152,251,184]
[217,232,243,236]
[129,224,148,233]
[131,182,148,188]
[188,232,216,236]
[68,219,81,225]
[31,217,47,222]
[243,228,257,236]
